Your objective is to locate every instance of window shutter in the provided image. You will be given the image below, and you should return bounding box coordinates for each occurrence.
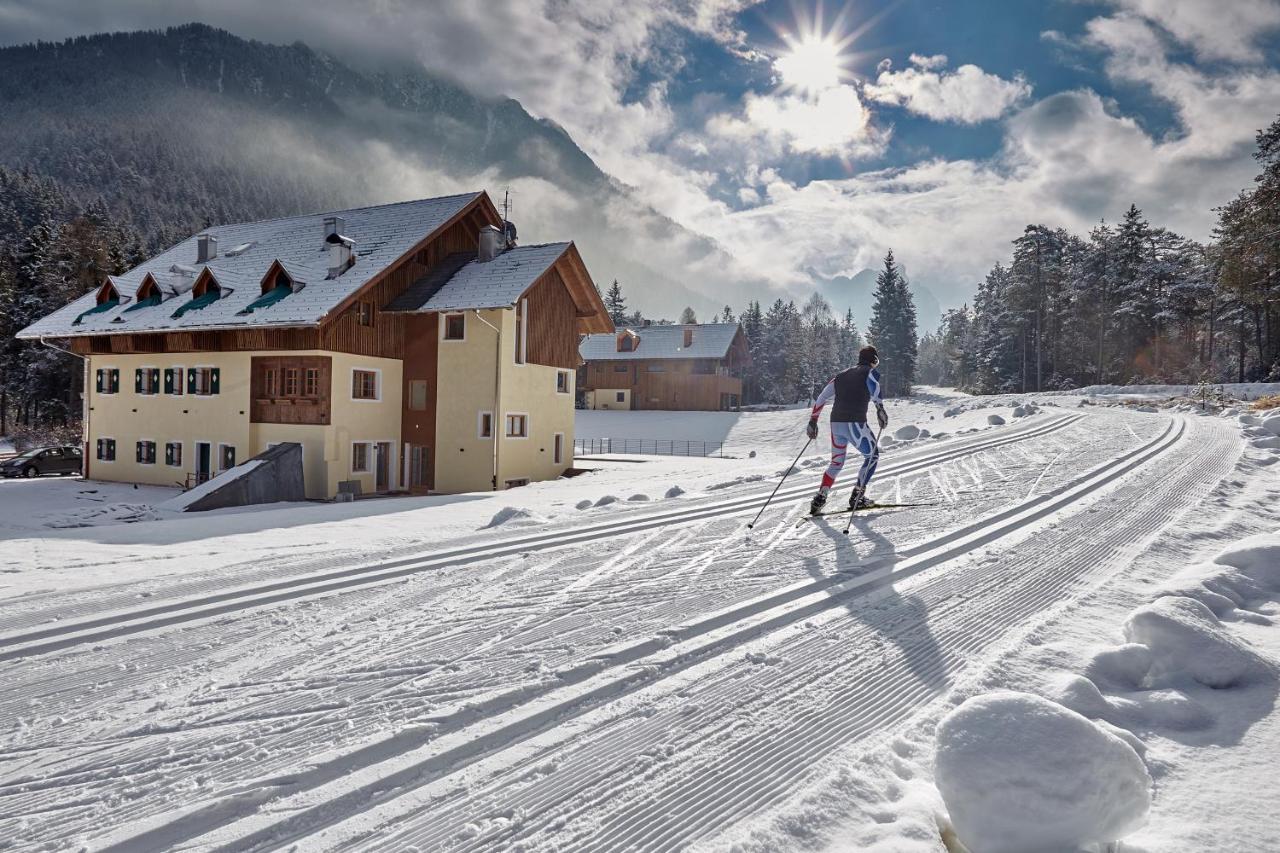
[163,368,173,395]
[136,441,143,463]
[187,368,196,394]
[165,443,173,466]
[111,370,120,393]
[96,439,102,459]
[95,369,104,393]
[135,368,143,393]
[210,368,221,395]
[151,368,160,391]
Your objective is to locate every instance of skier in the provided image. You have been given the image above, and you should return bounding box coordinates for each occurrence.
[806,345,890,515]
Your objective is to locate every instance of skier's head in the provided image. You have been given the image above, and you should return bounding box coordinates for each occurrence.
[858,345,879,366]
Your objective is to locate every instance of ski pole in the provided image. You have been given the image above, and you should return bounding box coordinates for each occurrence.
[843,423,887,536]
[747,437,812,529]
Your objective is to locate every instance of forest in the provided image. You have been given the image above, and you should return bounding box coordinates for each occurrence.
[917,115,1280,393]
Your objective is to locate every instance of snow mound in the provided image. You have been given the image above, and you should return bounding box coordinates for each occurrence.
[987,414,1006,426]
[1262,413,1280,436]
[483,507,547,529]
[1085,643,1153,689]
[918,428,931,438]
[574,499,593,510]
[1238,413,1260,426]
[664,485,686,499]
[894,425,921,441]
[1011,405,1029,418]
[944,406,963,418]
[627,493,651,502]
[1252,435,1280,450]
[879,434,898,448]
[934,691,1150,853]
[593,495,619,507]
[1122,596,1269,688]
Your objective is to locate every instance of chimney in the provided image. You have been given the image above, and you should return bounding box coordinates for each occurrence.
[197,234,218,263]
[327,237,354,278]
[324,216,346,239]
[503,220,518,248]
[683,328,694,348]
[478,224,505,262]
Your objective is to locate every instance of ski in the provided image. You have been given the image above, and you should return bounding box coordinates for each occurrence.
[797,502,937,527]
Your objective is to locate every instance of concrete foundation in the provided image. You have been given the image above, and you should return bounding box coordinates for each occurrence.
[182,442,306,512]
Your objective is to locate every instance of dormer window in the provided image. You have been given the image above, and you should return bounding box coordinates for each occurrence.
[617,330,639,352]
[126,274,163,313]
[240,262,298,315]
[74,280,120,325]
[172,270,223,318]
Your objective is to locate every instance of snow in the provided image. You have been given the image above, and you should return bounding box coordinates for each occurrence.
[986,414,1006,425]
[1123,596,1269,689]
[934,691,1151,853]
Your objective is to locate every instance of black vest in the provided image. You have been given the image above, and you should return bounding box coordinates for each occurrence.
[830,364,872,423]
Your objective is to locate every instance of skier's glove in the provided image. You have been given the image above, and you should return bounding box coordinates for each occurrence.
[806,418,819,440]
[876,405,889,430]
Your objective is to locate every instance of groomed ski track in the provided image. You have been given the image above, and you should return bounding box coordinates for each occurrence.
[0,409,1242,851]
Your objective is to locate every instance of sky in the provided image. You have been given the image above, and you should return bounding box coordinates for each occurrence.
[2,0,1279,319]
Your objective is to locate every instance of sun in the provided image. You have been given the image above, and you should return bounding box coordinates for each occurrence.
[776,35,843,96]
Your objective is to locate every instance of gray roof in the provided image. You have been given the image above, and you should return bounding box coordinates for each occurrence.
[411,243,573,312]
[579,323,742,361]
[17,193,482,339]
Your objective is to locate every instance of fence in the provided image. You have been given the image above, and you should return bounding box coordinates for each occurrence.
[574,437,725,458]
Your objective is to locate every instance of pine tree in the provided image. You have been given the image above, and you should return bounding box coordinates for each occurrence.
[679,306,698,324]
[604,280,627,326]
[867,250,917,397]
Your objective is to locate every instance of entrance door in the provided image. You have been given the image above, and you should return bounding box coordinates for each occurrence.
[409,445,430,491]
[375,442,392,492]
[196,442,212,483]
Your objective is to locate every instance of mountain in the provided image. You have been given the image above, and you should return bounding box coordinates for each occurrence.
[0,24,742,319]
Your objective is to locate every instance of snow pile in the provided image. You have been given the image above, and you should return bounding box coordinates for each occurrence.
[1261,412,1280,437]
[664,485,686,498]
[894,424,921,441]
[934,691,1151,853]
[986,414,1006,426]
[1123,597,1269,689]
[482,506,549,529]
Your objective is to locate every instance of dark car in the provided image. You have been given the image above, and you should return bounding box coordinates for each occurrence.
[0,445,82,478]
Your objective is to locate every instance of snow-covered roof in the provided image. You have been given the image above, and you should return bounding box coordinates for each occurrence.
[404,242,573,312]
[17,193,484,339]
[580,323,743,361]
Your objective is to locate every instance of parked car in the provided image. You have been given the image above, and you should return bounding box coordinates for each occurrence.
[0,445,82,478]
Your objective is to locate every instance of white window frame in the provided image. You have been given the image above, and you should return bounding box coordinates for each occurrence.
[137,438,157,465]
[556,370,571,394]
[217,442,236,473]
[440,312,467,342]
[351,441,372,474]
[407,379,429,412]
[478,411,494,440]
[97,436,117,463]
[166,440,183,468]
[553,432,565,465]
[350,367,382,402]
[504,412,529,439]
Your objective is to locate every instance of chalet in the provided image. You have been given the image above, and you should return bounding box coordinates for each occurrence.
[17,192,613,498]
[579,323,750,411]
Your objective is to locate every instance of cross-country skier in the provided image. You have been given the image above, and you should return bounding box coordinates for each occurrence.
[806,345,890,515]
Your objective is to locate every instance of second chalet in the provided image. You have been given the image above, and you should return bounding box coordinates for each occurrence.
[579,323,750,411]
[18,191,613,498]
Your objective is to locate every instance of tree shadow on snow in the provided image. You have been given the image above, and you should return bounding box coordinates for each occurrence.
[804,514,949,690]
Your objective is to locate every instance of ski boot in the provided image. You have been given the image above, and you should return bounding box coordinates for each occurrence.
[809,491,828,515]
[849,486,875,511]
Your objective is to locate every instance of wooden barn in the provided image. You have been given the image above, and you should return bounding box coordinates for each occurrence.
[578,323,750,411]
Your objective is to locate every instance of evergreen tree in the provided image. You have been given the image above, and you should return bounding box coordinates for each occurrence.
[867,250,918,397]
[679,306,698,324]
[604,279,627,327]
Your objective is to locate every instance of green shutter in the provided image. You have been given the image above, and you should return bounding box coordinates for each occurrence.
[151,368,160,392]
[210,368,221,395]
[135,369,143,393]
[187,368,196,394]
[136,441,143,463]
[110,370,120,393]
[164,443,172,466]
[163,368,173,395]
[96,439,102,459]
[95,370,104,393]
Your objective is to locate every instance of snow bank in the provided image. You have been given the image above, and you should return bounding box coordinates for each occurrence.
[894,425,921,441]
[986,414,1006,426]
[934,691,1150,853]
[483,506,548,528]
[1123,596,1270,689]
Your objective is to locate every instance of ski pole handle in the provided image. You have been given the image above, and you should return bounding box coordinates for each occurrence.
[747,436,812,529]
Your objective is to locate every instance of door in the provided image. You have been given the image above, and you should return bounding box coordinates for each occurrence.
[409,445,430,491]
[196,442,212,483]
[375,442,392,492]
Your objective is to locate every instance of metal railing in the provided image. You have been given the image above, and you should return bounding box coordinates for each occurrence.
[574,438,725,458]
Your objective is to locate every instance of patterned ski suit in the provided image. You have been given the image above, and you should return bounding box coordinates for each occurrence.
[810,365,884,494]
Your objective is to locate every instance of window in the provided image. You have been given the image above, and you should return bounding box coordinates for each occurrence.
[615,391,626,403]
[284,368,300,397]
[165,442,183,467]
[693,360,716,375]
[556,371,570,394]
[478,411,493,439]
[505,413,528,438]
[136,368,161,395]
[304,368,320,397]
[352,442,370,473]
[188,367,219,396]
[408,380,429,411]
[264,368,279,397]
[618,335,634,352]
[95,368,121,395]
[136,440,157,465]
[514,298,527,364]
[554,433,564,465]
[165,367,185,395]
[357,301,374,327]
[443,313,466,341]
[505,478,530,489]
[352,369,379,401]
[219,444,236,471]
[96,438,116,461]
[647,363,665,372]
[613,363,629,373]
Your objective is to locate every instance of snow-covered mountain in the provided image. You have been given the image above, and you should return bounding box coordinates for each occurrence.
[0,23,744,319]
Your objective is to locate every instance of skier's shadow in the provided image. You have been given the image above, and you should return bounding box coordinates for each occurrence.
[805,515,948,690]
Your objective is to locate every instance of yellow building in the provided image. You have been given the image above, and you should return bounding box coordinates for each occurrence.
[18,192,612,499]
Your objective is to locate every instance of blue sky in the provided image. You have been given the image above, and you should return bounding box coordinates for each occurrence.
[2,0,1278,319]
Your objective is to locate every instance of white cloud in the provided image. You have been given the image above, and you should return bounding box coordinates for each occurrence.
[909,53,948,70]
[1104,0,1280,63]
[865,61,1032,124]
[707,85,886,158]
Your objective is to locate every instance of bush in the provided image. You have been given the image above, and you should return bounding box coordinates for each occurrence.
[1252,395,1280,412]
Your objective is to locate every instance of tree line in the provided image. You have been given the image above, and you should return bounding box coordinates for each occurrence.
[602,250,920,403]
[919,115,1280,392]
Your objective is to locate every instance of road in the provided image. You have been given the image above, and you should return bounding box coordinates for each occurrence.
[0,408,1240,851]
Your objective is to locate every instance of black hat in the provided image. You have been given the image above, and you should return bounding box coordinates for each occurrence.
[858,345,879,365]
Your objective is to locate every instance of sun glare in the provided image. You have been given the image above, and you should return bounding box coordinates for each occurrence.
[768,2,882,100]
[776,36,843,96]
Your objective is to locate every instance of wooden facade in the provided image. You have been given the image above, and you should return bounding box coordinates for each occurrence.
[401,314,439,492]
[524,268,582,370]
[580,326,750,411]
[249,355,332,425]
